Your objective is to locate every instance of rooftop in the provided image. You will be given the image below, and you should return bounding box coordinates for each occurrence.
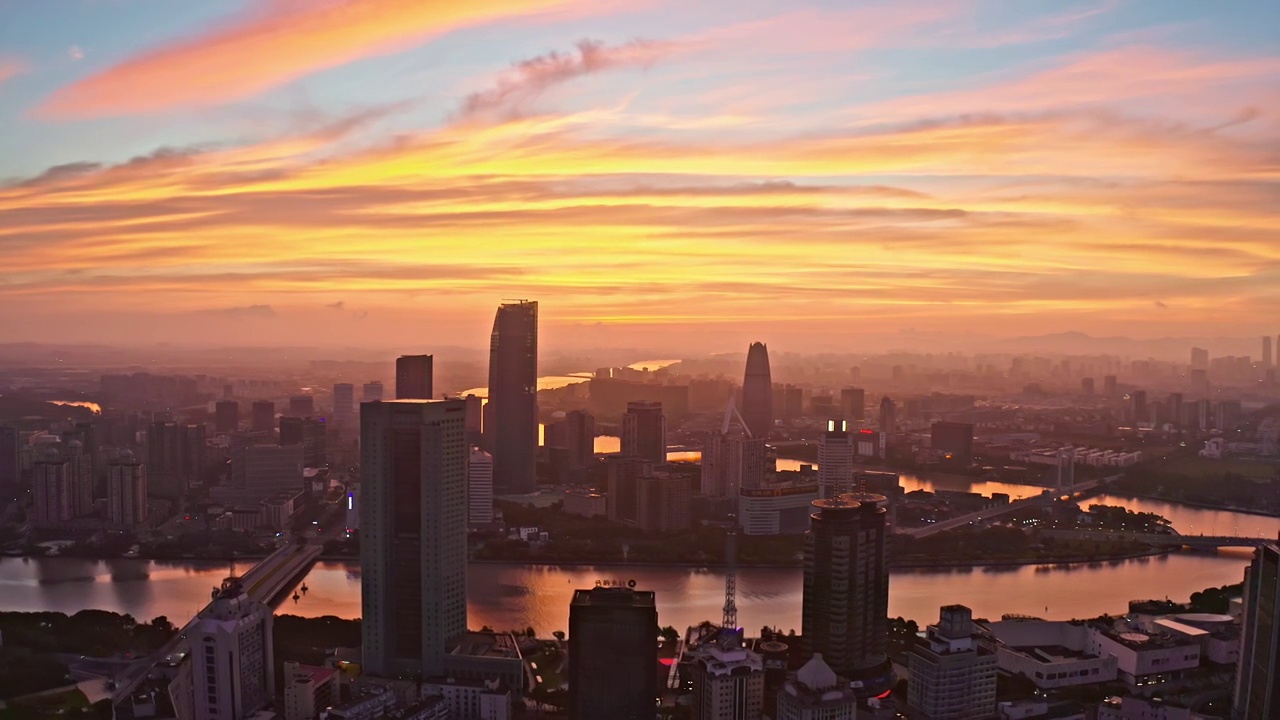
[571,586,656,606]
[448,631,523,660]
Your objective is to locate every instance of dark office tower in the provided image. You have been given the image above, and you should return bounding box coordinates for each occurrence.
[215,400,239,434]
[0,426,19,490]
[487,300,538,494]
[288,395,314,417]
[1168,393,1185,429]
[332,383,355,434]
[1081,377,1095,395]
[568,586,658,720]
[1103,374,1118,396]
[1132,390,1149,424]
[878,396,897,434]
[251,401,275,433]
[1191,347,1210,369]
[606,456,651,523]
[1235,539,1279,720]
[396,354,434,400]
[840,387,866,422]
[742,342,773,438]
[279,417,326,467]
[178,424,206,491]
[622,401,667,463]
[1264,336,1274,369]
[802,493,895,697]
[360,399,468,678]
[147,421,183,499]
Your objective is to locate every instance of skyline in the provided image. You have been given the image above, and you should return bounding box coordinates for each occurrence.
[0,0,1277,350]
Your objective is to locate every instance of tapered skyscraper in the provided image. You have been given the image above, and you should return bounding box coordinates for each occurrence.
[742,342,773,439]
[488,300,538,494]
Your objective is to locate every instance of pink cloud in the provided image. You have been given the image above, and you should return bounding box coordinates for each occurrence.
[0,57,26,86]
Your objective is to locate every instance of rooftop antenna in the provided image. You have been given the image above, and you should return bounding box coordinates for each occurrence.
[722,518,738,630]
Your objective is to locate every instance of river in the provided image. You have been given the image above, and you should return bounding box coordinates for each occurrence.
[2,496,1273,633]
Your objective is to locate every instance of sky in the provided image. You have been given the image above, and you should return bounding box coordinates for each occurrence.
[0,0,1276,353]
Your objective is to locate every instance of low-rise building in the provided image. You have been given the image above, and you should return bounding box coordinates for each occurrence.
[421,677,511,720]
[327,686,397,720]
[1087,627,1200,693]
[283,662,338,720]
[738,484,818,536]
[562,490,606,518]
[444,631,525,692]
[981,620,1118,690]
[776,654,858,720]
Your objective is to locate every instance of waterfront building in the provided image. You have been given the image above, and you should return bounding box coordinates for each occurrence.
[191,578,274,720]
[32,446,75,526]
[817,420,854,499]
[776,654,858,720]
[742,343,773,438]
[468,447,494,526]
[568,586,658,720]
[396,354,434,400]
[487,300,538,494]
[251,400,275,433]
[214,400,239,434]
[687,629,764,720]
[607,456,651,524]
[702,401,764,498]
[907,605,997,720]
[360,399,468,678]
[738,483,819,536]
[545,409,595,477]
[622,401,667,463]
[147,421,204,500]
[981,620,1117,690]
[106,451,147,528]
[802,493,894,696]
[1235,539,1279,720]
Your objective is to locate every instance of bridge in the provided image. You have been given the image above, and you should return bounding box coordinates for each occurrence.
[111,541,322,704]
[900,477,1110,539]
[1039,528,1275,550]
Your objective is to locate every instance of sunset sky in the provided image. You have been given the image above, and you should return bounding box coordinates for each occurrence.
[0,0,1276,352]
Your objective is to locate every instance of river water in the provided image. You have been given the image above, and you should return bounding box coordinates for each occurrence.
[2,494,1273,633]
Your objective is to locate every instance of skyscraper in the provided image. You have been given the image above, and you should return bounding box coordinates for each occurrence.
[32,447,75,526]
[607,456,650,524]
[360,399,468,678]
[1132,390,1149,424]
[636,469,692,533]
[1191,347,1210,369]
[106,451,147,528]
[289,395,315,416]
[362,381,385,403]
[147,421,204,500]
[332,383,355,433]
[191,578,275,720]
[568,586,658,720]
[215,400,239,433]
[251,400,275,433]
[1235,539,1279,720]
[907,605,997,720]
[622,401,667,463]
[1103,374,1118,396]
[487,300,538,494]
[702,400,764,498]
[878,396,896,435]
[396,354,434,400]
[802,493,894,697]
[840,387,865,422]
[1263,336,1274,369]
[279,416,326,467]
[817,420,854,499]
[742,343,773,439]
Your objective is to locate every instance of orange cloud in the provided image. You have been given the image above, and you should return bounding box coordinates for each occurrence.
[0,56,26,86]
[36,0,568,118]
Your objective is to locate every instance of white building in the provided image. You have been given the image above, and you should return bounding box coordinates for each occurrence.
[1087,628,1200,692]
[283,661,338,720]
[421,677,512,720]
[817,421,854,499]
[907,606,997,720]
[468,447,494,526]
[982,620,1118,690]
[738,484,818,536]
[686,629,764,720]
[190,578,275,720]
[106,451,148,528]
[776,654,858,720]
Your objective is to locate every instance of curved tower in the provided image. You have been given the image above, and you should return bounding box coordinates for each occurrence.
[487,300,538,494]
[742,342,773,439]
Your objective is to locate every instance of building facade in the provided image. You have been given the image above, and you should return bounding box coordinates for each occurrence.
[487,300,538,494]
[1235,540,1279,720]
[107,451,148,528]
[907,606,997,720]
[568,587,658,720]
[688,629,764,720]
[817,421,854,499]
[622,401,667,463]
[776,654,858,720]
[468,447,494,526]
[396,354,434,400]
[190,578,275,720]
[742,343,773,439]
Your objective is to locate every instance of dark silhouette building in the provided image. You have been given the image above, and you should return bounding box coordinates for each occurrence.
[279,417,326,467]
[622,401,666,463]
[0,425,19,490]
[251,401,275,433]
[878,396,896,434]
[396,354,434,400]
[742,342,773,438]
[288,395,314,417]
[802,493,894,697]
[546,409,595,481]
[1235,539,1279,720]
[840,387,865,422]
[606,456,651,524]
[568,586,658,720]
[487,300,538,494]
[147,421,205,500]
[930,421,974,464]
[215,400,239,434]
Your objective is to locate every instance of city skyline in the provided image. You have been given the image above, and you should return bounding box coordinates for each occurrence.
[0,1,1277,349]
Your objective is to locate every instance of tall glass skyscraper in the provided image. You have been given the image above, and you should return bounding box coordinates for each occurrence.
[742,342,773,439]
[487,300,538,494]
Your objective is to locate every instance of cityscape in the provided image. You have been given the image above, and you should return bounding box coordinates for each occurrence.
[1,2,1278,720]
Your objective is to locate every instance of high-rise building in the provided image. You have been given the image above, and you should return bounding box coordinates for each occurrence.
[1132,390,1149,424]
[687,629,764,720]
[360,399,468,678]
[817,420,854,499]
[1103,374,1117,396]
[637,470,691,533]
[468,447,494,526]
[1235,539,1279,720]
[622,401,667,463]
[487,300,538,495]
[0,425,19,490]
[191,578,275,720]
[878,396,896,434]
[607,456,650,524]
[1191,347,1210,369]
[244,444,304,493]
[742,343,773,438]
[907,605,997,720]
[802,493,894,697]
[1263,336,1274,369]
[106,451,147,528]
[215,400,239,434]
[251,401,275,433]
[1168,392,1185,429]
[32,447,75,526]
[776,654,857,720]
[332,383,355,432]
[1081,377,1095,395]
[279,417,326,467]
[702,401,764,498]
[362,381,384,404]
[289,395,315,417]
[546,409,595,471]
[396,354,434,400]
[147,421,204,500]
[840,387,865,423]
[930,421,974,464]
[568,586,658,720]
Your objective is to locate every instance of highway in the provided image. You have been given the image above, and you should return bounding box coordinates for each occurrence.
[901,477,1110,539]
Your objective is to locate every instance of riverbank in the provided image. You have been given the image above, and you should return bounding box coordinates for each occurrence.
[1099,491,1280,520]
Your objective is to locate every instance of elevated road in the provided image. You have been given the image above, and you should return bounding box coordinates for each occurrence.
[901,477,1111,539]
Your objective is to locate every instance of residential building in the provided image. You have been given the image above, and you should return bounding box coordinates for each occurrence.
[422,677,512,720]
[607,456,651,524]
[251,401,275,433]
[191,578,274,720]
[468,447,494,526]
[215,400,239,434]
[568,587,658,720]
[776,654,858,720]
[245,443,304,494]
[360,399,468,678]
[148,421,205,500]
[333,383,356,434]
[397,354,434,400]
[1235,539,1279,720]
[486,300,538,494]
[32,446,75,525]
[637,470,691,533]
[0,425,19,490]
[742,343,773,438]
[687,629,764,720]
[623,401,667,463]
[106,451,147,528]
[279,416,326,467]
[908,605,997,720]
[879,396,896,433]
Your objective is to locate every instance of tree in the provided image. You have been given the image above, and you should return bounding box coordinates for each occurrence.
[659,625,680,644]
[150,616,174,633]
[525,626,537,638]
[552,630,566,642]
